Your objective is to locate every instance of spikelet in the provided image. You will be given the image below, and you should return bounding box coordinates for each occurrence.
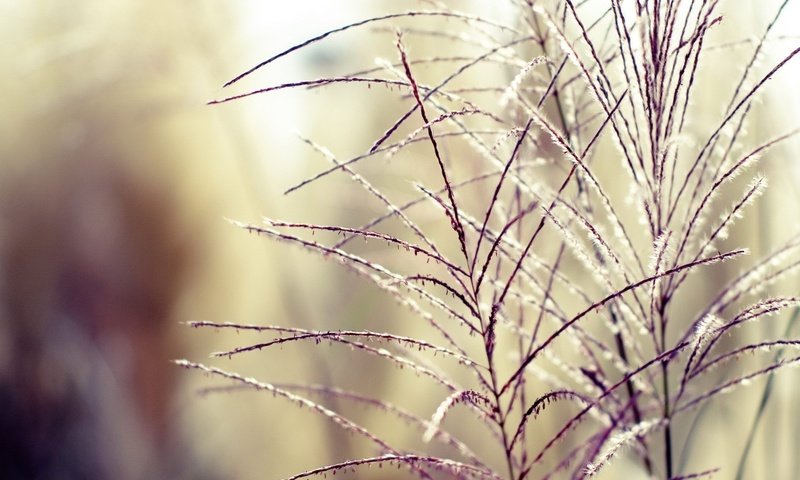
[284,454,503,480]
[500,56,549,107]
[423,390,492,443]
[693,314,723,351]
[649,231,674,275]
[703,175,766,246]
[584,419,663,476]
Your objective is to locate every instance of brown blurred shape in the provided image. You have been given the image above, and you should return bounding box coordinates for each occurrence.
[0,154,203,479]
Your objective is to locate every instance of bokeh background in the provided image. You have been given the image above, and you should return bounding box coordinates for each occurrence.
[2,1,800,479]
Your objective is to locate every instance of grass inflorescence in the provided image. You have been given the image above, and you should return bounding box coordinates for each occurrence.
[180,1,800,478]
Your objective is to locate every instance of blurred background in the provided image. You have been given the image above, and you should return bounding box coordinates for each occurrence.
[1,1,800,479]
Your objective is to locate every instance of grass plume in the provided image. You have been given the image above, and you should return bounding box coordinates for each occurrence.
[182,1,800,478]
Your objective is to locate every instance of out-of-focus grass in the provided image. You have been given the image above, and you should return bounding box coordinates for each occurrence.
[0,2,334,477]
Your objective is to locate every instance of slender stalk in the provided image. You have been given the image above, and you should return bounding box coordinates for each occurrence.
[734,308,800,480]
[662,359,673,479]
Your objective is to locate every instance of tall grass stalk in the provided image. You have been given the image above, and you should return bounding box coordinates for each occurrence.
[180,1,800,478]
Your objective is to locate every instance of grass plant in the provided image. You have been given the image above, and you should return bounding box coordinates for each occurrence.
[179,1,800,478]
